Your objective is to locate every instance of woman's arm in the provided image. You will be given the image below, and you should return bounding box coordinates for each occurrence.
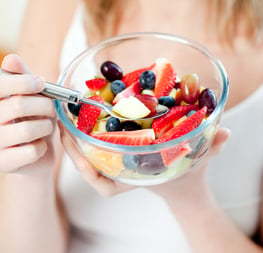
[151,130,263,253]
[160,171,263,253]
[0,55,65,253]
[18,0,81,82]
[0,1,80,252]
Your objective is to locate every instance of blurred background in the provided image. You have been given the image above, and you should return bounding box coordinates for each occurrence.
[0,0,28,62]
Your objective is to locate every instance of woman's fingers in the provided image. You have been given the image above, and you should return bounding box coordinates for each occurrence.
[208,127,231,157]
[0,54,45,98]
[1,54,31,74]
[0,74,44,98]
[0,139,47,173]
[0,54,57,174]
[0,95,55,124]
[0,119,53,149]
[58,121,134,197]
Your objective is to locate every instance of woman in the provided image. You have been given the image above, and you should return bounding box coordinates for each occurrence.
[0,0,263,252]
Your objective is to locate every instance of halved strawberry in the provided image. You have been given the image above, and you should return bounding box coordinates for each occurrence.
[112,80,142,105]
[121,64,155,87]
[77,95,104,134]
[153,58,175,99]
[135,94,158,115]
[85,78,108,92]
[122,67,149,87]
[90,129,155,146]
[152,104,199,138]
[161,143,192,166]
[153,106,207,144]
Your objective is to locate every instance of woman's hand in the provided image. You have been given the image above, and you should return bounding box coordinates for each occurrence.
[59,112,230,198]
[0,54,56,174]
[150,127,231,202]
[58,121,135,197]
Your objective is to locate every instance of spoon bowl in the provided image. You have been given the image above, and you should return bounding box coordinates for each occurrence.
[79,96,168,120]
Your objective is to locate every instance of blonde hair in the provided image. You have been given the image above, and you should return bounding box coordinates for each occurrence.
[213,0,263,42]
[83,0,263,43]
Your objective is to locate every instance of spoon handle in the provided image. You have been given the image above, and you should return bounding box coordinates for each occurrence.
[42,82,81,104]
[0,68,169,120]
[0,68,81,104]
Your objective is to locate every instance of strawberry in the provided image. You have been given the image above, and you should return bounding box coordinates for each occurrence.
[85,78,107,92]
[161,143,192,166]
[153,106,207,144]
[135,94,158,115]
[153,58,175,99]
[152,104,199,138]
[112,80,142,105]
[90,129,155,146]
[122,67,152,87]
[77,95,104,134]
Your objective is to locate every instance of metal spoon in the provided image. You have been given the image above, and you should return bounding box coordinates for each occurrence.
[0,68,168,120]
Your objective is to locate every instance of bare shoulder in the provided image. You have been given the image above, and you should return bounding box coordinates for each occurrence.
[18,0,80,81]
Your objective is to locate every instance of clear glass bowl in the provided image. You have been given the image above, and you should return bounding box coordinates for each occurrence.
[55,32,229,186]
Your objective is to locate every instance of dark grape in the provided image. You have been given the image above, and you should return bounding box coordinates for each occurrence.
[68,103,81,116]
[120,121,142,131]
[106,117,121,132]
[158,96,176,108]
[174,81,181,89]
[100,61,123,82]
[110,80,126,95]
[139,70,156,90]
[198,88,217,115]
[136,153,167,175]
[122,154,139,170]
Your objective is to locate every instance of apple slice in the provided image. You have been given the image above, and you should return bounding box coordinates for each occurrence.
[135,94,158,115]
[112,96,151,119]
[112,81,142,105]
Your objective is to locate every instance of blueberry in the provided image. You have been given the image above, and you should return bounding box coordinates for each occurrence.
[187,110,197,117]
[68,103,81,116]
[106,117,121,132]
[100,61,123,82]
[110,80,126,95]
[120,121,142,131]
[122,154,139,170]
[136,153,167,175]
[139,70,156,90]
[158,96,176,108]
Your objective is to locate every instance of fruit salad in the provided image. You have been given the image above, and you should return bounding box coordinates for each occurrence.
[67,58,217,179]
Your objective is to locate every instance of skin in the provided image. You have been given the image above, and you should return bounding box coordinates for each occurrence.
[0,0,263,252]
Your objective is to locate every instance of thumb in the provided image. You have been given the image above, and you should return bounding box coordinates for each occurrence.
[209,127,231,157]
[1,54,31,74]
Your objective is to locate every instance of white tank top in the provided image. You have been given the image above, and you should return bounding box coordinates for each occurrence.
[58,5,263,253]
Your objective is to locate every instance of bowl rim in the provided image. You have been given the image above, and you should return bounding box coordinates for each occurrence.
[55,32,229,153]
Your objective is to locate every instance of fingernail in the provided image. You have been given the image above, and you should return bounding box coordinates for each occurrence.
[34,76,45,91]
